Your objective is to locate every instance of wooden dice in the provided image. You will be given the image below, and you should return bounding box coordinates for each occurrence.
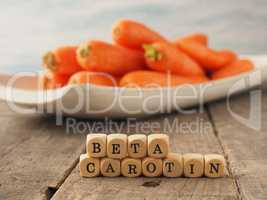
[107,134,127,159]
[128,134,147,158]
[204,154,225,178]
[183,153,204,178]
[163,153,183,177]
[79,154,100,177]
[121,158,142,177]
[148,134,169,158]
[142,157,163,177]
[100,158,121,177]
[86,134,106,157]
[80,133,226,178]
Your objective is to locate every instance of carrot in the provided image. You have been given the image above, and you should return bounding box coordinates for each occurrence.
[68,71,118,87]
[143,42,205,77]
[42,46,82,75]
[212,59,254,80]
[112,19,167,50]
[39,73,69,90]
[120,70,208,87]
[176,40,237,71]
[76,40,146,76]
[175,33,208,46]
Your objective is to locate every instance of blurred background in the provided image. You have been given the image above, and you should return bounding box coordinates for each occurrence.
[0,0,266,73]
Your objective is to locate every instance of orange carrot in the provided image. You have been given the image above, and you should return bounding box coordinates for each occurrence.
[39,73,69,90]
[175,33,208,46]
[120,70,208,87]
[112,19,167,50]
[176,40,237,71]
[68,71,118,87]
[76,40,146,76]
[42,46,82,75]
[143,42,205,77]
[212,59,254,80]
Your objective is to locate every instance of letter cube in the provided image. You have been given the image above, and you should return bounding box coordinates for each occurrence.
[183,153,204,178]
[128,134,147,158]
[142,157,163,177]
[86,133,107,157]
[100,158,121,177]
[121,158,142,177]
[148,134,169,158]
[107,134,127,159]
[79,154,100,177]
[163,153,183,177]
[204,154,226,178]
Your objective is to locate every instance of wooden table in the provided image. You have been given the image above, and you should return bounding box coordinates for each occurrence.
[0,89,266,200]
[1,1,267,199]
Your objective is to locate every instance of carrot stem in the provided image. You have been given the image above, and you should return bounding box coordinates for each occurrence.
[113,27,121,37]
[42,51,56,71]
[77,44,91,58]
[143,44,162,61]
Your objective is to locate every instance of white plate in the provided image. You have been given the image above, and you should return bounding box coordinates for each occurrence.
[0,55,266,118]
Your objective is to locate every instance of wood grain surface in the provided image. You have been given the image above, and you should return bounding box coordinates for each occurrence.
[0,89,266,200]
[51,112,238,200]
[209,90,267,200]
[0,0,267,199]
[0,101,85,200]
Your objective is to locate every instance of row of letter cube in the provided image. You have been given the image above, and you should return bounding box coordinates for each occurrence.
[80,153,225,178]
[87,133,169,159]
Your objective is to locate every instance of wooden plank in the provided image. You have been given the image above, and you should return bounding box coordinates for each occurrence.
[208,90,267,200]
[52,112,238,200]
[52,171,236,200]
[0,101,85,200]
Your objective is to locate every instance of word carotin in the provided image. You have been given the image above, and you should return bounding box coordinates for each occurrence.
[80,133,225,178]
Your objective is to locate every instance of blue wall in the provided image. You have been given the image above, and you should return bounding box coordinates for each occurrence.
[0,0,266,73]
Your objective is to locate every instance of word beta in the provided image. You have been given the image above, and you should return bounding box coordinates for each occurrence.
[79,134,225,178]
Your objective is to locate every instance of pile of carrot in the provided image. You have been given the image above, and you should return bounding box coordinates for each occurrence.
[40,19,254,89]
